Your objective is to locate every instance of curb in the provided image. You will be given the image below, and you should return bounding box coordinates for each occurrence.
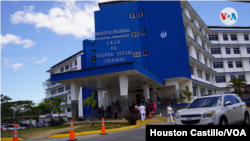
[1,138,23,141]
[248,107,250,110]
[158,118,175,122]
[47,125,140,138]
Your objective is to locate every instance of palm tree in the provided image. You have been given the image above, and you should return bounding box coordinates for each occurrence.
[178,86,193,105]
[49,97,67,126]
[227,77,248,98]
[82,92,96,126]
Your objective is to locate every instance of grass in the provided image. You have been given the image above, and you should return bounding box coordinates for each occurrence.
[1,122,131,140]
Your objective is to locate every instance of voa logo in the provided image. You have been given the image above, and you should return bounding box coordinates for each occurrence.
[220,7,238,25]
[160,31,167,39]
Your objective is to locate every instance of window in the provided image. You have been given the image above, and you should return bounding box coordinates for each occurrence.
[60,67,64,72]
[65,96,67,100]
[204,58,207,65]
[215,76,225,83]
[51,90,57,95]
[229,96,239,104]
[133,51,141,57]
[139,11,144,17]
[132,32,139,37]
[208,90,212,95]
[244,35,249,41]
[224,96,231,105]
[58,87,64,93]
[187,46,189,55]
[230,75,235,81]
[231,35,237,41]
[236,61,242,68]
[69,96,71,100]
[208,34,218,41]
[92,56,96,62]
[66,85,70,91]
[196,52,199,61]
[200,88,204,95]
[91,49,96,52]
[197,69,202,78]
[228,61,233,68]
[206,73,210,81]
[247,48,250,54]
[190,18,193,23]
[65,65,69,70]
[211,48,221,54]
[238,75,245,80]
[202,42,204,48]
[225,48,231,54]
[213,62,223,68]
[67,107,71,112]
[141,29,146,36]
[193,87,197,96]
[70,63,72,68]
[130,13,136,18]
[194,35,197,41]
[143,50,148,56]
[233,48,240,54]
[75,61,77,66]
[52,82,56,86]
[190,66,194,75]
[223,34,228,41]
[93,91,98,97]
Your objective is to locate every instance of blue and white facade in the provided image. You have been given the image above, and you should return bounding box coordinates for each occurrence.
[46,1,250,121]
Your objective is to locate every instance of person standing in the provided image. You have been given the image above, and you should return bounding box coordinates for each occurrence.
[152,101,157,115]
[135,104,139,115]
[138,103,146,122]
[167,104,174,123]
[107,105,111,118]
[100,105,104,118]
[97,108,101,120]
[114,106,118,119]
[132,100,136,105]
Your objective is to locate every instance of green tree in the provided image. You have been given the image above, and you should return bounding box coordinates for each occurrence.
[82,92,96,126]
[227,77,248,98]
[1,94,13,119]
[178,86,193,105]
[11,100,35,119]
[49,97,67,126]
[42,80,50,98]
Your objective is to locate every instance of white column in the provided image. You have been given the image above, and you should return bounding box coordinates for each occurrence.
[78,87,83,118]
[205,88,208,95]
[106,89,111,106]
[190,45,196,58]
[207,58,211,68]
[197,85,201,98]
[197,35,202,46]
[225,74,231,85]
[202,70,206,82]
[70,81,81,121]
[218,33,223,43]
[240,46,247,57]
[187,26,194,38]
[153,86,157,102]
[98,90,104,108]
[142,84,150,102]
[184,8,190,19]
[200,52,205,64]
[119,74,129,117]
[193,65,198,79]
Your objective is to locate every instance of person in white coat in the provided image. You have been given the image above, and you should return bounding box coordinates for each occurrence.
[138,103,146,122]
[167,104,174,122]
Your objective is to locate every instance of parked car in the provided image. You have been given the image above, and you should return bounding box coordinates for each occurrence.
[19,123,34,128]
[175,94,250,125]
[1,126,7,132]
[35,122,46,127]
[2,124,21,130]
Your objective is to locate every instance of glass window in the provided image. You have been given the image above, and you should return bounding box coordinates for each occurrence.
[69,96,71,100]
[94,91,98,97]
[51,90,57,95]
[215,76,225,83]
[236,61,242,68]
[139,11,144,17]
[130,13,137,18]
[228,61,233,68]
[223,34,228,41]
[202,42,205,48]
[58,87,64,93]
[224,96,231,105]
[229,95,239,104]
[189,96,222,108]
[65,65,69,70]
[52,82,56,86]
[247,48,250,54]
[141,29,146,36]
[204,58,207,65]
[233,48,240,54]
[190,66,194,75]
[244,35,249,41]
[143,50,148,56]
[66,85,70,91]
[91,49,96,52]
[230,75,235,81]
[75,61,77,66]
[70,63,72,68]
[197,69,202,78]
[211,48,221,54]
[60,67,64,72]
[67,107,71,112]
[200,88,204,95]
[208,35,218,41]
[206,73,210,81]
[92,56,96,62]
[225,48,231,54]
[133,51,141,57]
[238,75,245,80]
[132,32,139,37]
[213,62,223,68]
[196,52,199,61]
[193,87,196,96]
[208,90,212,95]
[231,35,237,41]
[194,35,197,41]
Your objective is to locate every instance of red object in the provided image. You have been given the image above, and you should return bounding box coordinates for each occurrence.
[68,120,77,141]
[1,126,7,132]
[13,124,18,141]
[149,112,153,119]
[100,118,108,135]
[221,13,227,20]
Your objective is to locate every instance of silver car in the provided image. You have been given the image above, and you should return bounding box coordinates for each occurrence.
[175,94,250,125]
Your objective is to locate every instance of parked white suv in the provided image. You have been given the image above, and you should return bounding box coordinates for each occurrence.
[175,94,249,125]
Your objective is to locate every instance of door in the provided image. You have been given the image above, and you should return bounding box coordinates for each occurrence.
[223,96,236,124]
[229,95,241,123]
[136,94,142,105]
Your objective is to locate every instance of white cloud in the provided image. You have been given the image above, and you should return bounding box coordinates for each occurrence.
[34,56,48,64]
[1,34,37,49]
[10,1,99,39]
[2,57,24,70]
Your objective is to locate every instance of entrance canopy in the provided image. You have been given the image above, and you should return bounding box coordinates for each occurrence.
[51,62,165,90]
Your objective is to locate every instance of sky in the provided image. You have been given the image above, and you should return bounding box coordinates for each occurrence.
[1,0,250,105]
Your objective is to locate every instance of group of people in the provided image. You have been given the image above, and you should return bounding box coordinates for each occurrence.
[156,93,180,105]
[97,99,121,120]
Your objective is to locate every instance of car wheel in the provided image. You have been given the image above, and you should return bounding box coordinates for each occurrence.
[219,117,228,125]
[244,113,250,125]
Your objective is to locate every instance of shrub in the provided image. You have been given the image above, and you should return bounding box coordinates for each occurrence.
[124,114,140,125]
[79,117,83,121]
[48,117,66,126]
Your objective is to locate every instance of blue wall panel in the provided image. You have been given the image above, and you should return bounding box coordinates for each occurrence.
[82,39,96,69]
[82,88,98,118]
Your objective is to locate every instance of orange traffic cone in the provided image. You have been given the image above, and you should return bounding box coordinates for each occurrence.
[67,120,77,141]
[100,117,108,135]
[13,124,18,141]
[149,111,152,119]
